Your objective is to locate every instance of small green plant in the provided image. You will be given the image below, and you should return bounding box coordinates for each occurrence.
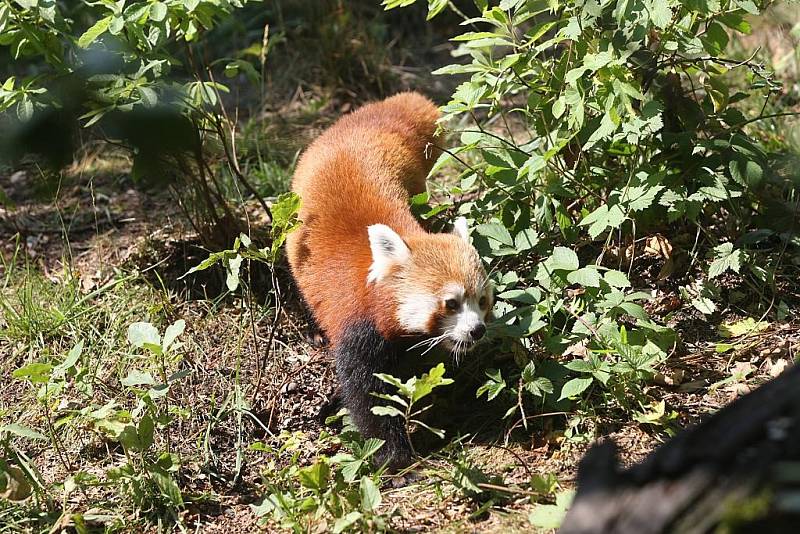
[528,489,575,531]
[184,191,301,291]
[251,431,389,533]
[9,319,191,521]
[371,363,455,452]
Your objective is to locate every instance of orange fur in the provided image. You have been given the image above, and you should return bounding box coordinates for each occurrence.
[286,92,480,344]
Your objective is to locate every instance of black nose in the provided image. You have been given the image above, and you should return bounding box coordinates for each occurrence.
[470,324,486,341]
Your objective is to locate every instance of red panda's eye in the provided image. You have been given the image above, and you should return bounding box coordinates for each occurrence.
[445,299,459,311]
[479,296,487,308]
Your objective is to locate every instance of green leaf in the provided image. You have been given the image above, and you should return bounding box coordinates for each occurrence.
[149,467,183,506]
[12,362,53,383]
[558,377,593,400]
[476,221,513,247]
[718,318,769,338]
[226,255,243,292]
[426,0,447,19]
[702,22,729,55]
[529,490,574,529]
[0,423,47,440]
[567,267,601,287]
[162,320,185,351]
[121,370,156,387]
[371,405,404,418]
[411,363,454,403]
[298,461,329,491]
[358,438,385,459]
[477,369,506,401]
[564,360,593,373]
[691,296,716,315]
[333,511,362,533]
[360,476,382,512]
[552,97,566,119]
[17,97,33,121]
[581,204,626,238]
[149,1,168,22]
[708,243,742,278]
[138,86,157,107]
[648,0,673,29]
[128,322,161,348]
[514,229,539,251]
[78,17,112,48]
[412,419,447,439]
[548,246,579,271]
[603,270,631,288]
[137,414,155,451]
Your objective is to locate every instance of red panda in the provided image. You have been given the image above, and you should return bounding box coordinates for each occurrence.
[286,92,493,469]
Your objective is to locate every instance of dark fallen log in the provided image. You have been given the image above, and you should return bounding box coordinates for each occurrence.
[559,363,800,534]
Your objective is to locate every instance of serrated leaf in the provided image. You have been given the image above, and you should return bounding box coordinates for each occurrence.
[548,246,579,271]
[558,377,593,400]
[476,221,513,247]
[691,296,716,315]
[603,270,631,288]
[567,267,601,287]
[708,243,742,278]
[514,228,539,251]
[359,438,385,459]
[648,0,673,29]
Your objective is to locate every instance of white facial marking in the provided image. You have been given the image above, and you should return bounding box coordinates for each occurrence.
[366,224,410,284]
[397,293,439,333]
[452,217,469,242]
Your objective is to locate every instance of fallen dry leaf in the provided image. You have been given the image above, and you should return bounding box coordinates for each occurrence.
[645,234,673,259]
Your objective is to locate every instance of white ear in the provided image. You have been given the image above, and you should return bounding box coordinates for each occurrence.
[453,217,469,242]
[367,224,410,283]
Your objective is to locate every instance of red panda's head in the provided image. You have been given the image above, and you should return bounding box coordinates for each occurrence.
[367,218,493,355]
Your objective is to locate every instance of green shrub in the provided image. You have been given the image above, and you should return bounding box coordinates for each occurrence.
[0,0,267,245]
[386,0,798,422]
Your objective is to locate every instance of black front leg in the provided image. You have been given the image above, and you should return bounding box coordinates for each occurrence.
[334,320,412,471]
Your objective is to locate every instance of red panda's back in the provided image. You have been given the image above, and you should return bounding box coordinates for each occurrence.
[286,93,440,341]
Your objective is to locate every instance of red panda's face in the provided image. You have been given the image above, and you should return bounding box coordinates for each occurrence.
[367,219,493,356]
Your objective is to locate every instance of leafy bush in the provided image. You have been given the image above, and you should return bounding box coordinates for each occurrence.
[0,0,267,245]
[387,0,798,424]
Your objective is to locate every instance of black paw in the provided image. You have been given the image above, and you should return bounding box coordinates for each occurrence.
[317,392,342,425]
[390,469,424,488]
[372,437,413,473]
[304,328,328,348]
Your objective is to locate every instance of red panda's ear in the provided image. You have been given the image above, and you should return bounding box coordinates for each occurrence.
[367,224,410,283]
[453,217,469,242]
